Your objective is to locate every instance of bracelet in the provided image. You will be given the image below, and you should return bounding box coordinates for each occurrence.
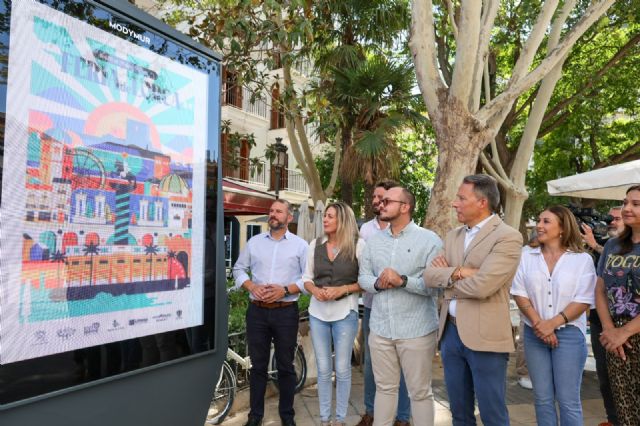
[455,267,463,281]
[344,285,351,296]
[559,311,569,324]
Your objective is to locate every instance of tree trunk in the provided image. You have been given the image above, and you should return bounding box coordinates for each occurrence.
[339,124,353,205]
[502,189,528,230]
[363,182,374,219]
[423,107,490,236]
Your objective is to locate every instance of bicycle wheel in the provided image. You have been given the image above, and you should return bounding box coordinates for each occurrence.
[206,361,236,425]
[270,344,307,393]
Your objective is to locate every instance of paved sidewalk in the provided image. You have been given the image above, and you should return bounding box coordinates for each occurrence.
[212,353,608,426]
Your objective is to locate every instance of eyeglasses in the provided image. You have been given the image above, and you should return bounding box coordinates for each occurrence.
[380,198,407,207]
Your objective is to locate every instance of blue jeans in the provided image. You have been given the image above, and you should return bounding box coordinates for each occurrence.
[524,325,587,426]
[363,307,411,421]
[310,310,359,422]
[440,322,509,426]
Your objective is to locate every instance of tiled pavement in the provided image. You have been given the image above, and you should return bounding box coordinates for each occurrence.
[211,353,608,426]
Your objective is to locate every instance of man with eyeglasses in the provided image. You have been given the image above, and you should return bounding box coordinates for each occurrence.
[424,174,522,426]
[359,186,443,426]
[357,180,412,426]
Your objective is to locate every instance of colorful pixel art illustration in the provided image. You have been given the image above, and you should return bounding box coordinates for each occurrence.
[16,11,202,323]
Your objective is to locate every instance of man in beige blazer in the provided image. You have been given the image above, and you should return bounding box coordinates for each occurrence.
[424,174,522,426]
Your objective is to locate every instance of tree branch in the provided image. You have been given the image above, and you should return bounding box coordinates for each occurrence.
[443,0,459,40]
[594,143,640,169]
[410,0,448,120]
[324,129,342,198]
[478,0,615,126]
[543,32,640,125]
[471,0,500,112]
[450,0,482,102]
[508,0,575,189]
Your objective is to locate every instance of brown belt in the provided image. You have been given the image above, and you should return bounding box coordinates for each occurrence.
[447,314,457,326]
[251,300,295,309]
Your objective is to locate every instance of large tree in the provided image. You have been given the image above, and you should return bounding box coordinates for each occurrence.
[161,0,408,206]
[410,0,617,235]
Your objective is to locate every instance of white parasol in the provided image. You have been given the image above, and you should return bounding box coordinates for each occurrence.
[547,160,640,200]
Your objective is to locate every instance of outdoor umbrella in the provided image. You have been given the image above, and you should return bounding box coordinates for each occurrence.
[296,200,313,242]
[547,159,640,200]
[312,200,325,242]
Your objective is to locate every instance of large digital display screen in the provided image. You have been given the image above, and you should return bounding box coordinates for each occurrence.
[0,0,221,405]
[0,0,209,365]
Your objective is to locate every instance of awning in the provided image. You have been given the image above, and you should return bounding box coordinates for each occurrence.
[547,160,640,200]
[223,178,275,215]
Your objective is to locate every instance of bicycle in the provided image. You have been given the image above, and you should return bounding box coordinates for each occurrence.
[206,338,307,424]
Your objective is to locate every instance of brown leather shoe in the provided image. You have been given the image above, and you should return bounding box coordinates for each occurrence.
[393,421,410,426]
[355,413,373,426]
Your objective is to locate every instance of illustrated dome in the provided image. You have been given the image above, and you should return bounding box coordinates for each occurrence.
[159,174,188,194]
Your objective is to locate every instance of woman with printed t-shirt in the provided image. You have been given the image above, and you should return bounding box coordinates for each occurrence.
[511,205,596,425]
[303,202,364,426]
[596,185,640,425]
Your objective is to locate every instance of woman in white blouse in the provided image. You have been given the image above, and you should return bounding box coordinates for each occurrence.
[511,205,596,426]
[303,202,364,426]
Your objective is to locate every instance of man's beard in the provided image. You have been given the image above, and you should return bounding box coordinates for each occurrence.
[607,227,620,238]
[269,218,286,231]
[379,210,397,222]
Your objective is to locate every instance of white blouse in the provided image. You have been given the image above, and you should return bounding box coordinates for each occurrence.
[510,247,596,336]
[303,237,366,322]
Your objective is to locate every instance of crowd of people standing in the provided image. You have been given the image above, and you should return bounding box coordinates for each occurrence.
[232,175,640,426]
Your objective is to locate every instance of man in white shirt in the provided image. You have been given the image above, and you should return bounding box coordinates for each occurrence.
[357,180,412,426]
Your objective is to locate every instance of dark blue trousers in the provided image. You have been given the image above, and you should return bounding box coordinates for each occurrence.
[246,303,299,421]
[440,322,510,426]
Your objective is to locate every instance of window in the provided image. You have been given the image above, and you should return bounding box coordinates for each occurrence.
[246,224,261,241]
[270,83,285,129]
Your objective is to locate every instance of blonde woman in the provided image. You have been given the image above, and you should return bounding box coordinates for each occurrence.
[303,202,364,426]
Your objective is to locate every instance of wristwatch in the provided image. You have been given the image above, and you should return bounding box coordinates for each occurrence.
[400,275,408,288]
[283,285,291,297]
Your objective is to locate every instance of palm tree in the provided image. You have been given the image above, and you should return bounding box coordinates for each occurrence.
[83,242,99,286]
[167,250,176,281]
[145,243,159,281]
[51,250,67,288]
[325,56,427,216]
[310,0,410,205]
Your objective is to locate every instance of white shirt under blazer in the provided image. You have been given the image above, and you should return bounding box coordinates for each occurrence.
[510,246,597,337]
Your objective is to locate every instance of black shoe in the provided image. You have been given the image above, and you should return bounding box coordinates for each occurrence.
[281,418,296,426]
[243,416,263,426]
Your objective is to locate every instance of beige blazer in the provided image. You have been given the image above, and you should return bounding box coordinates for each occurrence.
[424,215,522,352]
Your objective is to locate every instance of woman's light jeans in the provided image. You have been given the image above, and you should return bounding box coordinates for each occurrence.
[310,310,358,422]
[524,324,587,426]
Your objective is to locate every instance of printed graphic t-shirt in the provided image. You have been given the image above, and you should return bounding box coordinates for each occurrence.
[597,239,640,318]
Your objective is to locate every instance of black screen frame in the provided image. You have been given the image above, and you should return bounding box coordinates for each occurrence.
[0,0,226,408]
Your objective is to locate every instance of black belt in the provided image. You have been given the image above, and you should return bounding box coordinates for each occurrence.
[447,314,457,326]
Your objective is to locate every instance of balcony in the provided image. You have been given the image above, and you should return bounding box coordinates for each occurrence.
[222,156,309,195]
[223,85,269,120]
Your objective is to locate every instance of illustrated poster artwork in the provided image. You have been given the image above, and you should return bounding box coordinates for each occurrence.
[0,0,208,364]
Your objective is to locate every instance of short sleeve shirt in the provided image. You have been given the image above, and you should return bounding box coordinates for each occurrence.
[597,239,640,319]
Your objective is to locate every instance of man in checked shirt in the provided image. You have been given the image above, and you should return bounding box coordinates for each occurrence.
[359,186,443,426]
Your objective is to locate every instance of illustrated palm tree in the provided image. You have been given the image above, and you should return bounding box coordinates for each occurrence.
[167,250,176,281]
[145,243,159,281]
[83,242,99,286]
[51,250,67,287]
